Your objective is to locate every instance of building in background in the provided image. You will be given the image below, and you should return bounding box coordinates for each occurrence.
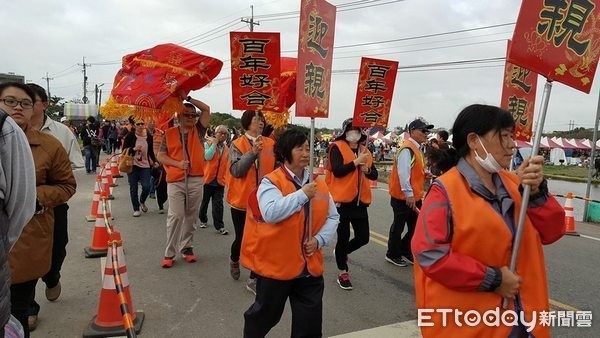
[0,72,25,84]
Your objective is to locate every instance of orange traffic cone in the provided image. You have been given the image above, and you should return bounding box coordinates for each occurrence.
[564,192,579,236]
[83,231,144,337]
[85,176,102,222]
[104,163,117,188]
[110,153,122,179]
[370,179,378,188]
[84,198,112,258]
[100,166,115,200]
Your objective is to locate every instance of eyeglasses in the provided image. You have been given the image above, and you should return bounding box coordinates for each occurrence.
[135,122,145,126]
[1,97,34,109]
[182,114,198,118]
[216,131,228,135]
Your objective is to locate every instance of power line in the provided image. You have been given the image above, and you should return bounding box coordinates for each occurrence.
[333,38,507,60]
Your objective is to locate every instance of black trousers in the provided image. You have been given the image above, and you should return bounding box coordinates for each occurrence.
[230,208,246,262]
[230,208,257,279]
[28,203,69,316]
[155,166,168,210]
[11,279,37,338]
[198,184,225,230]
[334,216,370,271]
[244,275,324,338]
[386,197,422,259]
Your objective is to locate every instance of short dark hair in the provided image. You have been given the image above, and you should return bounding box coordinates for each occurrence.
[183,103,195,110]
[274,129,308,164]
[437,130,449,141]
[240,110,264,131]
[27,83,48,102]
[434,104,515,171]
[87,116,96,123]
[0,82,35,102]
[452,104,514,158]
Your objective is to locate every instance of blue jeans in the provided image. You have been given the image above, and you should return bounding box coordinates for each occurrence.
[127,167,152,211]
[83,145,98,173]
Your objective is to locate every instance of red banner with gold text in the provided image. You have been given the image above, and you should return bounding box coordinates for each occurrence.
[230,32,281,110]
[501,41,538,141]
[508,0,600,93]
[295,0,336,118]
[352,57,398,128]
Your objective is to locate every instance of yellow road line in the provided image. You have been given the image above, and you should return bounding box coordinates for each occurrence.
[366,229,580,312]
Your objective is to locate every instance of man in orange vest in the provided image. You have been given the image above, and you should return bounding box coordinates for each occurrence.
[198,125,229,235]
[241,129,339,337]
[156,96,211,268]
[386,118,433,267]
[226,110,276,295]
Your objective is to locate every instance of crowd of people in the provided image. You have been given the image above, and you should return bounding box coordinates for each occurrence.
[0,80,567,337]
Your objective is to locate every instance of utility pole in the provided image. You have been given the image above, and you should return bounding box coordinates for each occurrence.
[241,5,259,32]
[42,72,53,99]
[94,83,104,105]
[78,57,91,103]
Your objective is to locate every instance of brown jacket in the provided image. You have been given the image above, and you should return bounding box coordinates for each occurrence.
[9,127,76,284]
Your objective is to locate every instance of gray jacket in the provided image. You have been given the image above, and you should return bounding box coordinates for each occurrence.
[0,111,36,327]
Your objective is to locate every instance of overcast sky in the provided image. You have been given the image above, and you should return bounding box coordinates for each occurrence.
[3,0,600,132]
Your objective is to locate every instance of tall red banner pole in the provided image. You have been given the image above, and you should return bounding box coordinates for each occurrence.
[503,80,553,308]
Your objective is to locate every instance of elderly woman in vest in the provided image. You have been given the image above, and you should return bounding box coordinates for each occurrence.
[226,110,276,294]
[412,104,565,338]
[0,82,76,337]
[241,129,339,338]
[326,118,378,290]
[122,116,157,217]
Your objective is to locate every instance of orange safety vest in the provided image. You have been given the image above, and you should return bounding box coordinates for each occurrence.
[325,140,372,204]
[163,126,205,183]
[389,140,426,201]
[204,143,229,186]
[241,167,330,280]
[414,168,551,338]
[226,136,276,209]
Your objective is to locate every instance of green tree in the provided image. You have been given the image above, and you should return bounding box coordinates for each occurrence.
[46,95,65,117]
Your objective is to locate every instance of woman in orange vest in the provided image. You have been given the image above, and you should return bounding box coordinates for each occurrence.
[198,124,230,235]
[411,104,565,337]
[241,129,339,338]
[226,110,276,294]
[326,118,378,290]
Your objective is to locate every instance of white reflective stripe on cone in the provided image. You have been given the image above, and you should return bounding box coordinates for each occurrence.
[102,270,130,289]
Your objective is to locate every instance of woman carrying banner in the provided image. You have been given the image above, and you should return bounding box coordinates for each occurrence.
[241,129,339,338]
[326,118,378,290]
[411,104,565,337]
[226,110,276,295]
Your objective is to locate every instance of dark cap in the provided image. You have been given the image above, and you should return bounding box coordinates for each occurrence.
[408,119,434,131]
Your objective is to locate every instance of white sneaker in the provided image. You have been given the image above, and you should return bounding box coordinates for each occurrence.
[133,211,141,217]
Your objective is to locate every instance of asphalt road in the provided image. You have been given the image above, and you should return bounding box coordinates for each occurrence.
[28,170,599,337]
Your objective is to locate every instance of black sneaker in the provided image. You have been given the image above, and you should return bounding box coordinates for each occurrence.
[337,272,353,290]
[385,255,407,267]
[402,254,414,265]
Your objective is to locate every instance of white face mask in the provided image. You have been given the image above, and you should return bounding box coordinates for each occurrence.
[474,136,504,173]
[345,130,361,142]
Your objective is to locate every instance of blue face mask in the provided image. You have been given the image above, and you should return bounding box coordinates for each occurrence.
[474,136,504,173]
